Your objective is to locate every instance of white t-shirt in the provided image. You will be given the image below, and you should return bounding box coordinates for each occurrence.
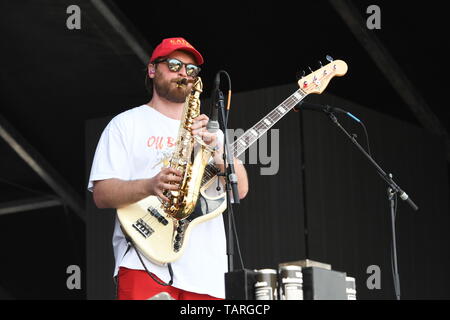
[88,105,228,298]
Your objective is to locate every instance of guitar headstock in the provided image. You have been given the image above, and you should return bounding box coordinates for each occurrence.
[298,59,348,94]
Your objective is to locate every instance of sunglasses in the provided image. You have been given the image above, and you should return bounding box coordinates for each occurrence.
[154,58,201,77]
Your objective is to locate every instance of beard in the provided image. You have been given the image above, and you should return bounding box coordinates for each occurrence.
[153,72,191,103]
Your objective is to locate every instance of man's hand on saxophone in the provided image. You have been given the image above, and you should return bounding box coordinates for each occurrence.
[148,167,183,203]
[191,114,248,199]
[191,114,218,147]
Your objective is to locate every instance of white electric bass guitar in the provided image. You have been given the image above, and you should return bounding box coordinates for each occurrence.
[117,59,348,265]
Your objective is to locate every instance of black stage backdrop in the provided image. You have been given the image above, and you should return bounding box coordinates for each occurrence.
[85,84,449,300]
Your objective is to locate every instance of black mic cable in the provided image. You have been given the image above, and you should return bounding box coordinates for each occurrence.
[208,70,245,269]
[213,70,232,127]
[207,72,221,133]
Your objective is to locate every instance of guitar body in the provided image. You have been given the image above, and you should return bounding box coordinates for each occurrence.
[117,180,227,265]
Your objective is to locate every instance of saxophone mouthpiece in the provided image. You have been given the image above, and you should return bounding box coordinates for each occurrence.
[176,78,192,86]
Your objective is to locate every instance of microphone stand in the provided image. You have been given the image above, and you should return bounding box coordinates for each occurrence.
[325,110,418,300]
[216,89,240,273]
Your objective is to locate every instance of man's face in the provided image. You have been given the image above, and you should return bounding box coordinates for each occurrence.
[150,50,197,103]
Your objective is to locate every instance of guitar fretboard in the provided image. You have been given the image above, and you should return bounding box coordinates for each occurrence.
[201,88,307,185]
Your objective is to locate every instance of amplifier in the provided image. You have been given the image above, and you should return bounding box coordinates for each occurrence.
[225,269,258,300]
[302,267,348,300]
[225,266,355,300]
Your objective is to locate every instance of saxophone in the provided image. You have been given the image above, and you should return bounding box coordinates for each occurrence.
[116,76,222,264]
[161,77,215,220]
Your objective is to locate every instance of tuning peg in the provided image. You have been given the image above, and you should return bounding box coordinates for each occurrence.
[296,70,306,80]
[318,61,323,68]
[308,66,313,73]
[326,55,334,62]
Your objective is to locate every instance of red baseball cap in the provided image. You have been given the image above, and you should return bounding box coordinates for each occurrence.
[149,37,204,65]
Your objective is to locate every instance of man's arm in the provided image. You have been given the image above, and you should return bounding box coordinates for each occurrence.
[93,178,151,209]
[93,168,182,209]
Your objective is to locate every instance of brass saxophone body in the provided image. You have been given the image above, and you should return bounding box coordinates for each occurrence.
[162,77,215,220]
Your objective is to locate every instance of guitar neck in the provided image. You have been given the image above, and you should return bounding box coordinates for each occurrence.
[202,88,308,185]
[232,88,307,158]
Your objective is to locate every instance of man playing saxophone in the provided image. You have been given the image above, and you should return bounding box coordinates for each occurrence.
[88,37,248,300]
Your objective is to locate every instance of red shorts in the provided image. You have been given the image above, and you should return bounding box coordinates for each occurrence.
[116,267,223,300]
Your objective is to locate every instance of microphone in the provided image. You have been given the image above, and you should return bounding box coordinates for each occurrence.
[296,101,362,123]
[296,101,347,114]
[207,72,221,133]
